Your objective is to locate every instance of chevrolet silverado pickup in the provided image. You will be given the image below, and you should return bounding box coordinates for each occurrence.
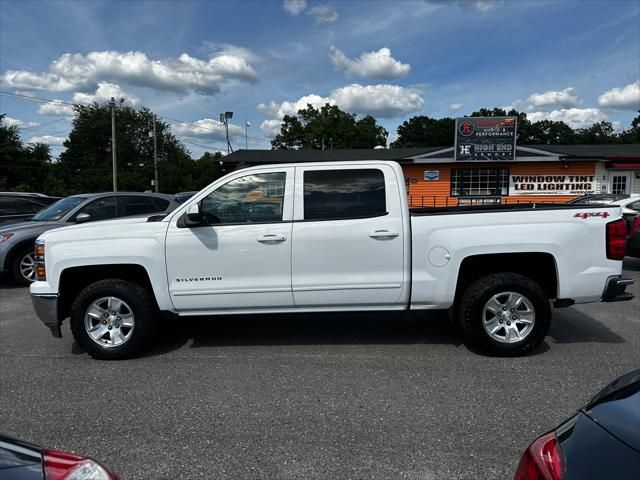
[29,161,634,359]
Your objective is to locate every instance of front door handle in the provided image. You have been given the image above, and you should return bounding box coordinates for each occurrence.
[368,229,399,239]
[257,234,287,243]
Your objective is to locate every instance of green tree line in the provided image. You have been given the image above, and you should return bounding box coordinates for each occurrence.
[272,104,640,149]
[1,107,223,196]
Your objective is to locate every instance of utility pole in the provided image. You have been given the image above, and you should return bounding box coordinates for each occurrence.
[152,117,158,192]
[109,97,117,192]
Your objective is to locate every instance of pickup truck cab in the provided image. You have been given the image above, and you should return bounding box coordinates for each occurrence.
[30,161,634,359]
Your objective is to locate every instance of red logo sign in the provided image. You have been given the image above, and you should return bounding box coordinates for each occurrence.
[459,121,474,136]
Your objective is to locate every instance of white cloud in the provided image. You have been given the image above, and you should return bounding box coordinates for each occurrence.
[37,100,75,116]
[526,87,581,109]
[258,84,424,136]
[282,0,307,15]
[527,108,608,129]
[449,103,464,111]
[597,80,640,111]
[1,116,40,128]
[171,118,244,142]
[27,135,66,145]
[307,4,338,23]
[72,82,140,105]
[331,84,424,117]
[1,49,257,96]
[329,46,410,80]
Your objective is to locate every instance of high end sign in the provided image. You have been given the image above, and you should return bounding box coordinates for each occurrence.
[455,117,517,161]
[510,174,596,195]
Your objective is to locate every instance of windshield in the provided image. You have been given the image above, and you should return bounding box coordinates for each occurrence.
[31,196,88,221]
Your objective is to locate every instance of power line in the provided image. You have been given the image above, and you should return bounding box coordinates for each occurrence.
[0,90,76,106]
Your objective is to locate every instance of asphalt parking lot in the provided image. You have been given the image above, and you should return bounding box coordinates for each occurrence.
[1,259,639,480]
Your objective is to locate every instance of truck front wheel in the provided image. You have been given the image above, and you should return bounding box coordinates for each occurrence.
[458,273,551,356]
[70,279,155,360]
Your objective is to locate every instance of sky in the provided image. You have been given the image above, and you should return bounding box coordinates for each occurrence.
[0,0,639,158]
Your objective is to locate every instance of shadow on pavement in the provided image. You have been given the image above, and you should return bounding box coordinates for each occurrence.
[144,310,464,357]
[0,272,26,289]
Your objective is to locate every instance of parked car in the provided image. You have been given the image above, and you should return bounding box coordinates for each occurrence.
[0,193,60,226]
[0,192,178,285]
[29,161,633,359]
[514,369,640,480]
[0,434,118,479]
[174,191,197,204]
[566,193,630,205]
[607,194,640,220]
[627,215,640,258]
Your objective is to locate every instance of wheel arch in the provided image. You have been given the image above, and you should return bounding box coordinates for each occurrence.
[58,264,158,320]
[4,238,38,271]
[454,252,559,303]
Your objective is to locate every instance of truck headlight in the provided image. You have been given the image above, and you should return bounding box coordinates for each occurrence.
[35,239,46,281]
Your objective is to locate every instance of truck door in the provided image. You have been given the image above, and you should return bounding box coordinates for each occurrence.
[291,164,406,307]
[165,167,295,311]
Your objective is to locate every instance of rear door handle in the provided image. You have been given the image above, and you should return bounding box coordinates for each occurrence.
[368,229,399,239]
[257,234,287,243]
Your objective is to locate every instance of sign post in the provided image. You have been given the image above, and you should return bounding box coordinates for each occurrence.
[455,117,517,161]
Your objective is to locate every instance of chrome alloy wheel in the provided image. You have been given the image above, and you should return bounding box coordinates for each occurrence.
[482,291,536,344]
[84,296,135,348]
[20,252,36,282]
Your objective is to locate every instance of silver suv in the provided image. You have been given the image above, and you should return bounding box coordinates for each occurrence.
[0,192,177,285]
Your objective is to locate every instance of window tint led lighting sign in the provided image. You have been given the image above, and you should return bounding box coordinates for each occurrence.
[454,117,517,161]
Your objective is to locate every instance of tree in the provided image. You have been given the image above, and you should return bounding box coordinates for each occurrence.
[390,116,455,148]
[574,121,617,144]
[271,104,387,150]
[57,104,194,194]
[192,151,223,190]
[620,115,640,143]
[0,114,53,192]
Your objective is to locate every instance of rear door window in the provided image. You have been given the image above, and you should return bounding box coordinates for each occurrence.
[303,169,386,221]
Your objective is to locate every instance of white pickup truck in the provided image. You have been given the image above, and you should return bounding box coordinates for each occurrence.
[30,161,633,359]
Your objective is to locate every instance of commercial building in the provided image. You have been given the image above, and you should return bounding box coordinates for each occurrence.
[223,144,640,207]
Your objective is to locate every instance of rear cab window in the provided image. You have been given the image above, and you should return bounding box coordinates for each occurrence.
[302,168,387,221]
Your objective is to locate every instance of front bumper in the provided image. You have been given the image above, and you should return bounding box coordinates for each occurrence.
[31,293,61,337]
[601,276,635,302]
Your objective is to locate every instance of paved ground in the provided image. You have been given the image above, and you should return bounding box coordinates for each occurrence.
[1,259,639,480]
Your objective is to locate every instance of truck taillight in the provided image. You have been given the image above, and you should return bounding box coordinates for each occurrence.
[43,449,119,480]
[606,218,628,261]
[514,431,565,480]
[35,239,46,280]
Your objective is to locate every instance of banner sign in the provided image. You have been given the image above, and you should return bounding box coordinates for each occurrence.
[455,117,517,161]
[510,174,596,195]
[458,197,502,206]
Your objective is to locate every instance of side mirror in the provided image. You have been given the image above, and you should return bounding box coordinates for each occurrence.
[75,213,91,223]
[183,202,202,227]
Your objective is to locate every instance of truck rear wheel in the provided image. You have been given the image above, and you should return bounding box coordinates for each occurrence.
[70,279,155,360]
[458,273,551,356]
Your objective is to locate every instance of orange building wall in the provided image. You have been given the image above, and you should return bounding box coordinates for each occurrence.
[403,161,597,207]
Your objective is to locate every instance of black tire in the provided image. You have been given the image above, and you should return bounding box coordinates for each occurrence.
[11,245,36,286]
[70,279,156,360]
[458,273,551,356]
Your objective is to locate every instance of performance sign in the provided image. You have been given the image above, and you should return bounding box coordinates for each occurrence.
[510,174,596,195]
[455,117,517,161]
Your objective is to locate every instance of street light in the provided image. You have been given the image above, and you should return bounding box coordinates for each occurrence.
[245,120,250,150]
[220,111,233,154]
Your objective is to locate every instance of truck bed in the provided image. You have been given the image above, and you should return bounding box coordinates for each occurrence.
[410,203,614,216]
